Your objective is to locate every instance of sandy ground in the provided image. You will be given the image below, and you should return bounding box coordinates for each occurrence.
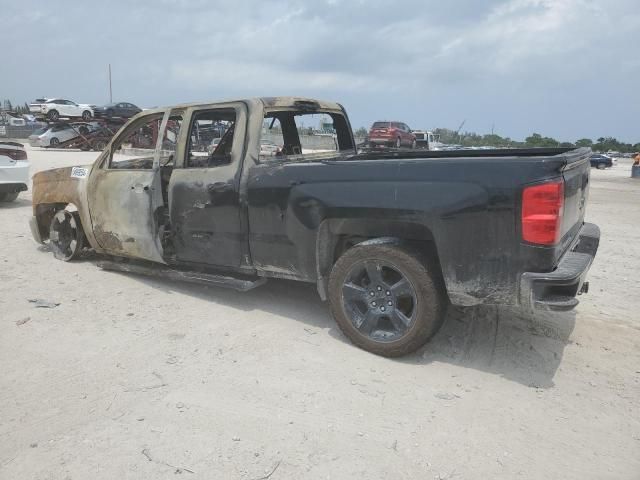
[1,147,639,480]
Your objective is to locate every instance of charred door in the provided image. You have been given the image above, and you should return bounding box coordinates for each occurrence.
[87,110,173,263]
[169,104,248,268]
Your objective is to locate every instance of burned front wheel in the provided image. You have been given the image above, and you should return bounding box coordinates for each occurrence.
[328,243,446,357]
[49,210,85,261]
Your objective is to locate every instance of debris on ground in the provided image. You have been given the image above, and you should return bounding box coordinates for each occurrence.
[140,448,194,474]
[251,460,282,480]
[434,392,459,401]
[15,317,31,326]
[27,298,60,308]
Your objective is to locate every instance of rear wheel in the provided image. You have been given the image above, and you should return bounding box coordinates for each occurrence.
[328,243,446,357]
[49,137,60,146]
[106,109,114,118]
[49,210,85,261]
[395,137,402,148]
[0,192,19,202]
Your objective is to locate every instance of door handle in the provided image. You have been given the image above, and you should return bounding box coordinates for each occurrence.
[131,183,150,192]
[207,182,232,193]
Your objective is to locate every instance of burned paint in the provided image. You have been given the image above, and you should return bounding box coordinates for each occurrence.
[30,165,98,249]
[92,224,123,251]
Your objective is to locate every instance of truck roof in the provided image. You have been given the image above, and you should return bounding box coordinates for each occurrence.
[139,97,344,115]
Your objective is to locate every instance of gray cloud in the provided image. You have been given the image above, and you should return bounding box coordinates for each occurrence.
[3,0,639,141]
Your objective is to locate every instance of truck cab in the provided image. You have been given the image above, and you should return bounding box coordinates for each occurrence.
[413,130,443,150]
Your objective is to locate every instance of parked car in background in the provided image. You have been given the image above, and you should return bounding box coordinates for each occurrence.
[259,139,281,157]
[93,102,141,119]
[28,122,98,147]
[590,154,613,169]
[368,121,416,148]
[412,130,444,150]
[207,138,221,154]
[0,113,26,127]
[29,98,93,121]
[0,141,29,202]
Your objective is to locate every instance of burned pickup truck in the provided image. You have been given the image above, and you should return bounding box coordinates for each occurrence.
[29,97,599,357]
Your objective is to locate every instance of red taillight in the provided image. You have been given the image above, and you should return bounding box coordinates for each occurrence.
[522,180,564,245]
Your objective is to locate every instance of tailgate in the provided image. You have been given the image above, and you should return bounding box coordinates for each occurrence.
[559,148,591,251]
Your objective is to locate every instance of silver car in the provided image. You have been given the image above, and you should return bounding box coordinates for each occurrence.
[0,142,29,202]
[28,123,96,147]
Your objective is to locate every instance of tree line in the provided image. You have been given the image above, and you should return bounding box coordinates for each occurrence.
[353,125,640,153]
[1,100,31,114]
[432,128,640,153]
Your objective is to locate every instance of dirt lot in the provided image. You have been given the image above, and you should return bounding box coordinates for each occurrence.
[1,147,639,480]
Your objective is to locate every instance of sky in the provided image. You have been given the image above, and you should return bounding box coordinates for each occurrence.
[3,0,639,143]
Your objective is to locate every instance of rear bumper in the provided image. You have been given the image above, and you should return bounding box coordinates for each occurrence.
[0,182,27,193]
[520,222,600,311]
[0,161,30,189]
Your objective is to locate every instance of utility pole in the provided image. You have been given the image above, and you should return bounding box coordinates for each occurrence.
[108,64,113,103]
[456,119,466,144]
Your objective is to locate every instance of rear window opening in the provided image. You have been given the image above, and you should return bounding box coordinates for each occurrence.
[372,122,390,129]
[261,110,354,162]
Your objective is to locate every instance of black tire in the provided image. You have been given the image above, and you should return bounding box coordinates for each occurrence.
[0,192,19,202]
[396,137,402,148]
[597,163,606,170]
[106,109,114,118]
[49,210,85,261]
[411,139,417,149]
[82,110,92,121]
[328,243,446,357]
[50,137,60,146]
[47,109,59,121]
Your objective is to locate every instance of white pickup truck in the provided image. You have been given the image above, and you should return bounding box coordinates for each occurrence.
[29,98,94,121]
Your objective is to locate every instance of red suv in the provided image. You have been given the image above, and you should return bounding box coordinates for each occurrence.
[368,121,416,148]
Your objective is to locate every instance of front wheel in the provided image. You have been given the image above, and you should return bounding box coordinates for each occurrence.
[49,137,60,146]
[328,243,446,357]
[411,139,417,149]
[395,137,402,148]
[47,109,59,121]
[82,110,92,121]
[597,163,606,170]
[49,210,85,261]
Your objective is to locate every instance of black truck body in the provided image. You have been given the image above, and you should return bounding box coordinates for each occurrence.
[29,97,599,356]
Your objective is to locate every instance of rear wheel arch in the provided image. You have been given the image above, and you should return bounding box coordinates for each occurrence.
[327,241,447,356]
[315,219,447,301]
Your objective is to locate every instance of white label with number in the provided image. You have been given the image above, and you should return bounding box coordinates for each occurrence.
[71,166,89,178]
